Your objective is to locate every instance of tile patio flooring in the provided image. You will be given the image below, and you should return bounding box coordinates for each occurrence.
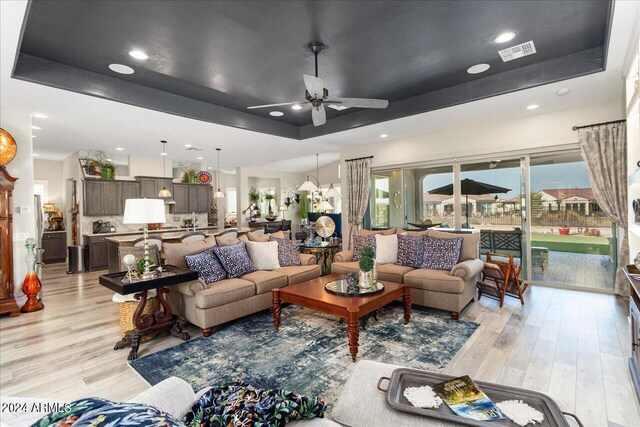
[532,251,615,291]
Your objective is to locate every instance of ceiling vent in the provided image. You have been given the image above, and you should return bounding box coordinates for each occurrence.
[498,41,536,62]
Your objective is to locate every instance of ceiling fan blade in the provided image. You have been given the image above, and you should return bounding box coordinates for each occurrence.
[303,75,325,99]
[326,97,389,109]
[311,105,326,126]
[247,101,306,109]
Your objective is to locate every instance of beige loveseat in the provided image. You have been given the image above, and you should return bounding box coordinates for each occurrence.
[332,229,483,319]
[165,232,321,336]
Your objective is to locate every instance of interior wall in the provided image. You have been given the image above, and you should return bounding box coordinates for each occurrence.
[34,159,63,209]
[128,155,173,178]
[303,161,341,186]
[339,100,624,248]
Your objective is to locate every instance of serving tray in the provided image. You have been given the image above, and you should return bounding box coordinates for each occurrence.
[377,368,583,427]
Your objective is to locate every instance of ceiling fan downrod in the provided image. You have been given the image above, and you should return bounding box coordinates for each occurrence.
[308,42,326,78]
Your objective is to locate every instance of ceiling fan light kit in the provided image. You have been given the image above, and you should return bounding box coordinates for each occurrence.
[247,41,389,126]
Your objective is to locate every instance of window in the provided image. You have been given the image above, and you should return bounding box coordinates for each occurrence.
[333,186,342,214]
[226,187,237,216]
[259,186,276,216]
[33,180,48,206]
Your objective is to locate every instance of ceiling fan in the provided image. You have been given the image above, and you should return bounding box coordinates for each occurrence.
[247,42,389,126]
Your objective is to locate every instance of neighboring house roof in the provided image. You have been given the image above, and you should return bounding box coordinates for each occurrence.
[538,188,595,201]
[423,193,501,202]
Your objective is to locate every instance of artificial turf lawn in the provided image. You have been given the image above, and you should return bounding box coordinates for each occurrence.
[531,232,609,255]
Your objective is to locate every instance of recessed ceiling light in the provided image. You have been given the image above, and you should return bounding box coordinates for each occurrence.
[115,147,124,151]
[556,88,570,96]
[380,134,388,138]
[197,156,204,160]
[31,126,41,130]
[160,152,167,156]
[327,104,349,111]
[494,32,516,44]
[207,166,212,170]
[184,144,192,148]
[32,135,36,138]
[526,104,539,110]
[109,64,134,74]
[467,64,490,74]
[32,113,47,119]
[105,158,112,162]
[32,153,39,157]
[270,111,284,117]
[128,50,148,60]
[291,104,302,110]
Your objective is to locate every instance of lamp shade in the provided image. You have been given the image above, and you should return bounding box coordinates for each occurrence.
[213,189,224,198]
[324,185,341,198]
[158,186,172,198]
[317,200,334,212]
[123,199,166,224]
[298,180,318,192]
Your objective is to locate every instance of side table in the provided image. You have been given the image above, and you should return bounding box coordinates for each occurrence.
[99,265,198,360]
[299,242,340,276]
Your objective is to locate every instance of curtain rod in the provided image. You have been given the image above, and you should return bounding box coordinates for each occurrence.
[572,119,625,131]
[345,155,374,162]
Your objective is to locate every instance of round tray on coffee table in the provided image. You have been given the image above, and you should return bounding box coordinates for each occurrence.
[325,278,385,296]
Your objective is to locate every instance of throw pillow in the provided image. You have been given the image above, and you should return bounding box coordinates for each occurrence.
[269,237,302,266]
[184,247,227,284]
[396,234,426,268]
[374,234,399,264]
[359,228,396,236]
[245,241,281,271]
[352,234,376,261]
[212,242,256,278]
[421,236,463,271]
[248,230,286,242]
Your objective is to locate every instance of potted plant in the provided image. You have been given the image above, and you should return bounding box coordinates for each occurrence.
[248,187,261,218]
[100,159,115,180]
[263,192,277,221]
[181,165,199,183]
[80,150,116,180]
[358,246,376,289]
[297,191,309,223]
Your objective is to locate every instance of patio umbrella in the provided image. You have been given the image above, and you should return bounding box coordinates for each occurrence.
[428,178,511,226]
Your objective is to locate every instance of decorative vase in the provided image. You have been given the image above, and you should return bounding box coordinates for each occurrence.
[100,168,113,180]
[359,269,374,289]
[21,238,44,313]
[634,252,640,271]
[372,260,378,282]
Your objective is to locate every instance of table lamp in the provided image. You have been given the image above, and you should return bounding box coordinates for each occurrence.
[123,199,166,279]
[279,205,288,220]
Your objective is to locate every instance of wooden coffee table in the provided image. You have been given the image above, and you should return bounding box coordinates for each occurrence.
[272,273,411,362]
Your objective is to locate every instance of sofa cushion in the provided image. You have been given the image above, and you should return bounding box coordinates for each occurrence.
[276,265,321,285]
[215,232,247,246]
[241,270,288,294]
[396,234,425,268]
[269,237,302,267]
[184,247,227,284]
[163,236,217,269]
[375,234,398,264]
[359,228,396,236]
[212,242,256,278]
[405,229,430,237]
[428,229,479,261]
[422,236,463,271]
[248,230,285,242]
[331,261,359,276]
[245,241,280,270]
[376,264,414,283]
[352,235,376,261]
[403,269,464,294]
[195,279,256,309]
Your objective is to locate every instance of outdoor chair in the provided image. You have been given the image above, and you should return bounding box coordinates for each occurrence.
[477,252,528,307]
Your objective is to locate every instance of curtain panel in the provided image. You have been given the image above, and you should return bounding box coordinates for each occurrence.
[346,158,372,249]
[578,122,628,295]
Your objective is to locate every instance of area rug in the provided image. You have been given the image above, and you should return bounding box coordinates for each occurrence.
[130,305,478,404]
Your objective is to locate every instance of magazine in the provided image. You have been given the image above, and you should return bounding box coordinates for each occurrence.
[432,375,506,421]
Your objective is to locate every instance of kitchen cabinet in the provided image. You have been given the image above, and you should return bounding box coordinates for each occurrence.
[188,185,198,213]
[84,234,109,271]
[174,183,210,214]
[83,180,121,216]
[138,177,173,199]
[120,181,140,214]
[42,232,66,263]
[173,184,189,214]
[197,185,211,213]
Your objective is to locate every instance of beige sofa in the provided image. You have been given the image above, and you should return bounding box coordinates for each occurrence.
[164,232,321,336]
[332,229,483,319]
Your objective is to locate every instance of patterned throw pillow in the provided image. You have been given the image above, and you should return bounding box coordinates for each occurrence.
[421,236,463,271]
[212,242,256,278]
[396,234,425,268]
[184,247,227,284]
[352,235,376,261]
[269,237,302,267]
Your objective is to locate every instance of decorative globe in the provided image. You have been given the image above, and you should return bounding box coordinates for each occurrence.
[123,254,136,268]
[346,272,359,286]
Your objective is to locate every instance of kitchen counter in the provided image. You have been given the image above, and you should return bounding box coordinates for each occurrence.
[84,225,221,238]
[43,230,67,234]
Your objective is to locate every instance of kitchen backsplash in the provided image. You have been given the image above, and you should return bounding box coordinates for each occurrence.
[81,210,209,234]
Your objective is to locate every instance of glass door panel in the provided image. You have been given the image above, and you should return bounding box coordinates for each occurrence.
[370,170,403,229]
[529,151,615,290]
[404,165,455,229]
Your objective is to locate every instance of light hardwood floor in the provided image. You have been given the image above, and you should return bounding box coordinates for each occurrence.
[1,263,639,426]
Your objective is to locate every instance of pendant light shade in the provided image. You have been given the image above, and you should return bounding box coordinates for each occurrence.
[324,183,341,198]
[158,140,172,198]
[214,148,224,198]
[298,178,318,192]
[316,200,334,212]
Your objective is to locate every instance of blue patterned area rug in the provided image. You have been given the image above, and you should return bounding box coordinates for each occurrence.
[130,304,478,404]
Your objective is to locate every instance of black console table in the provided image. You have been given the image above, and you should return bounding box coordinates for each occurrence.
[99,265,198,360]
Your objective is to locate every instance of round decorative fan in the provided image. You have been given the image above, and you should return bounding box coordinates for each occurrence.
[314,215,336,238]
[197,171,212,184]
[0,128,17,166]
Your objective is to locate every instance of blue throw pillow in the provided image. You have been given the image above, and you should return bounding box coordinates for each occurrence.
[352,235,376,261]
[421,236,463,271]
[184,247,227,284]
[269,237,302,267]
[212,242,256,278]
[396,234,425,268]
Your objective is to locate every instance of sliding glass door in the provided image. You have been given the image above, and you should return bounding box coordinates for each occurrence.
[370,170,404,229]
[404,165,455,229]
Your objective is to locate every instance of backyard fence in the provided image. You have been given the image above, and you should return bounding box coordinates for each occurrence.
[424,212,612,228]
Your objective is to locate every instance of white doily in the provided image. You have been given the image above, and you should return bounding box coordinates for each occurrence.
[497,400,544,426]
[403,385,443,409]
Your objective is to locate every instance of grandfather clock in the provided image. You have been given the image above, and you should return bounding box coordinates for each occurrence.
[0,166,20,317]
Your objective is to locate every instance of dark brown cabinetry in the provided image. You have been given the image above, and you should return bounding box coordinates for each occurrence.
[84,234,109,271]
[42,232,66,263]
[138,177,173,199]
[173,184,189,214]
[0,166,20,317]
[197,185,211,213]
[84,180,122,216]
[174,183,210,214]
[120,181,140,213]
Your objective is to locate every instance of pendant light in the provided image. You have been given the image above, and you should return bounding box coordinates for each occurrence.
[314,153,333,211]
[298,154,319,192]
[213,148,224,198]
[157,140,172,198]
